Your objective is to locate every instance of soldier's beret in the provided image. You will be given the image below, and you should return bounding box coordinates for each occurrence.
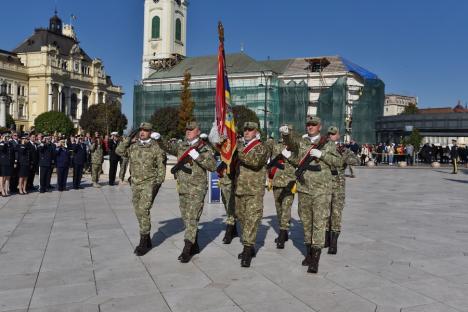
[328,126,339,135]
[185,121,200,130]
[452,139,457,142]
[243,122,259,130]
[306,115,321,125]
[139,122,153,131]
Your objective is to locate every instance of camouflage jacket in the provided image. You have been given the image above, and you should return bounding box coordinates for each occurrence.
[266,141,296,188]
[332,147,360,187]
[160,138,217,194]
[235,139,269,196]
[116,138,166,186]
[283,134,341,195]
[89,143,104,164]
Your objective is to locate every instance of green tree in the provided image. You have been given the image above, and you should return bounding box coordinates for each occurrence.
[399,103,419,115]
[150,106,183,138]
[232,105,260,133]
[79,103,127,135]
[6,113,15,129]
[178,70,196,134]
[403,128,423,150]
[34,111,75,135]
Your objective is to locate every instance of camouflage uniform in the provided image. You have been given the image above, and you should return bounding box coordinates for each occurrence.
[89,142,104,183]
[219,174,236,226]
[118,139,129,182]
[267,141,296,231]
[283,131,341,248]
[235,138,269,247]
[116,137,166,235]
[330,148,359,231]
[159,137,217,243]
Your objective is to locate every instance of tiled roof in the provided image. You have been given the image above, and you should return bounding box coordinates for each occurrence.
[13,28,92,62]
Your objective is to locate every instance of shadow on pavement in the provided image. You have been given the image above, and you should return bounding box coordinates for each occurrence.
[444,178,468,184]
[151,217,185,247]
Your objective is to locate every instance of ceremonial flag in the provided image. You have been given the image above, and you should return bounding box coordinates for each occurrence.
[215,22,237,167]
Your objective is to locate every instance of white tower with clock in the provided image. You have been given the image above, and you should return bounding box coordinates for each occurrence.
[142,0,188,79]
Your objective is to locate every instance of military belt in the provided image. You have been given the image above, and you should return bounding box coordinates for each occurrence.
[331,169,338,176]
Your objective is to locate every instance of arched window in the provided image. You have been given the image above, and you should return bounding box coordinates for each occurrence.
[82,95,88,113]
[175,18,182,42]
[152,16,160,39]
[70,93,78,119]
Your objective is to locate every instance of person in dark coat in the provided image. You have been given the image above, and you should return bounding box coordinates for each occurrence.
[55,140,71,192]
[71,137,87,189]
[38,137,56,193]
[107,132,121,185]
[0,135,14,196]
[27,134,39,191]
[9,132,19,194]
[15,137,30,195]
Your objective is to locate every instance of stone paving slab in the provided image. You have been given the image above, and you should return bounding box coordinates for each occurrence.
[0,168,467,311]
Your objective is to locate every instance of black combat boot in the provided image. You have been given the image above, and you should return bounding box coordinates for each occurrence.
[134,234,152,256]
[238,245,256,259]
[179,240,194,263]
[302,244,311,266]
[222,224,235,244]
[275,230,289,249]
[307,246,322,273]
[324,230,330,248]
[240,245,255,268]
[328,231,340,255]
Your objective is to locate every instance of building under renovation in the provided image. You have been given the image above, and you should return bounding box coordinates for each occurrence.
[135,0,385,142]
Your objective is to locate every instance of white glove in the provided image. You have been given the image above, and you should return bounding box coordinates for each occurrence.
[279,126,289,135]
[200,133,208,139]
[188,149,200,160]
[281,148,292,159]
[151,132,161,140]
[310,149,322,158]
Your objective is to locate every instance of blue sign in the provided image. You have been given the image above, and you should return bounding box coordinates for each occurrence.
[208,162,221,203]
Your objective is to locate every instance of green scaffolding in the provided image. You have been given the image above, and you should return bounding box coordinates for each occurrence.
[317,77,385,143]
[134,78,309,138]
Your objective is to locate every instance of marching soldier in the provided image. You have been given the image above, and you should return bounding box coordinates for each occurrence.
[280,116,341,273]
[90,136,104,188]
[266,125,296,249]
[157,121,217,263]
[326,126,359,254]
[116,122,166,256]
[234,122,269,268]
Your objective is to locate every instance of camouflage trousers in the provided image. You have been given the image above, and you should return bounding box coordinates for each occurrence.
[220,183,236,225]
[273,185,294,230]
[329,183,345,232]
[119,157,129,181]
[298,191,331,248]
[179,192,206,243]
[235,194,263,247]
[91,164,102,183]
[131,183,160,235]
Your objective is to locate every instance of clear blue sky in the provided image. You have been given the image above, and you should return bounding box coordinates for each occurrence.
[1,0,468,128]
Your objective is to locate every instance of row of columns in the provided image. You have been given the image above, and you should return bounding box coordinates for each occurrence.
[47,83,106,120]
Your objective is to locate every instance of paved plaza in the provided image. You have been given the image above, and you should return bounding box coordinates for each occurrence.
[0,167,467,312]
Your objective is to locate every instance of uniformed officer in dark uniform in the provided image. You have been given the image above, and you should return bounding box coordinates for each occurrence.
[55,139,71,191]
[38,136,56,193]
[71,136,87,189]
[107,132,121,185]
[27,134,39,191]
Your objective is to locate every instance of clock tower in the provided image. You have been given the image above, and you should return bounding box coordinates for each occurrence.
[142,0,188,79]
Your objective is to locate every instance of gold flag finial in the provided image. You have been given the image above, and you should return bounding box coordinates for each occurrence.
[218,21,224,43]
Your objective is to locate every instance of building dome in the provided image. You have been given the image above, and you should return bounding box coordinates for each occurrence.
[49,12,63,34]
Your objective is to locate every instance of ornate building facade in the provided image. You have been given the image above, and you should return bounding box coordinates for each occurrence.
[0,12,123,131]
